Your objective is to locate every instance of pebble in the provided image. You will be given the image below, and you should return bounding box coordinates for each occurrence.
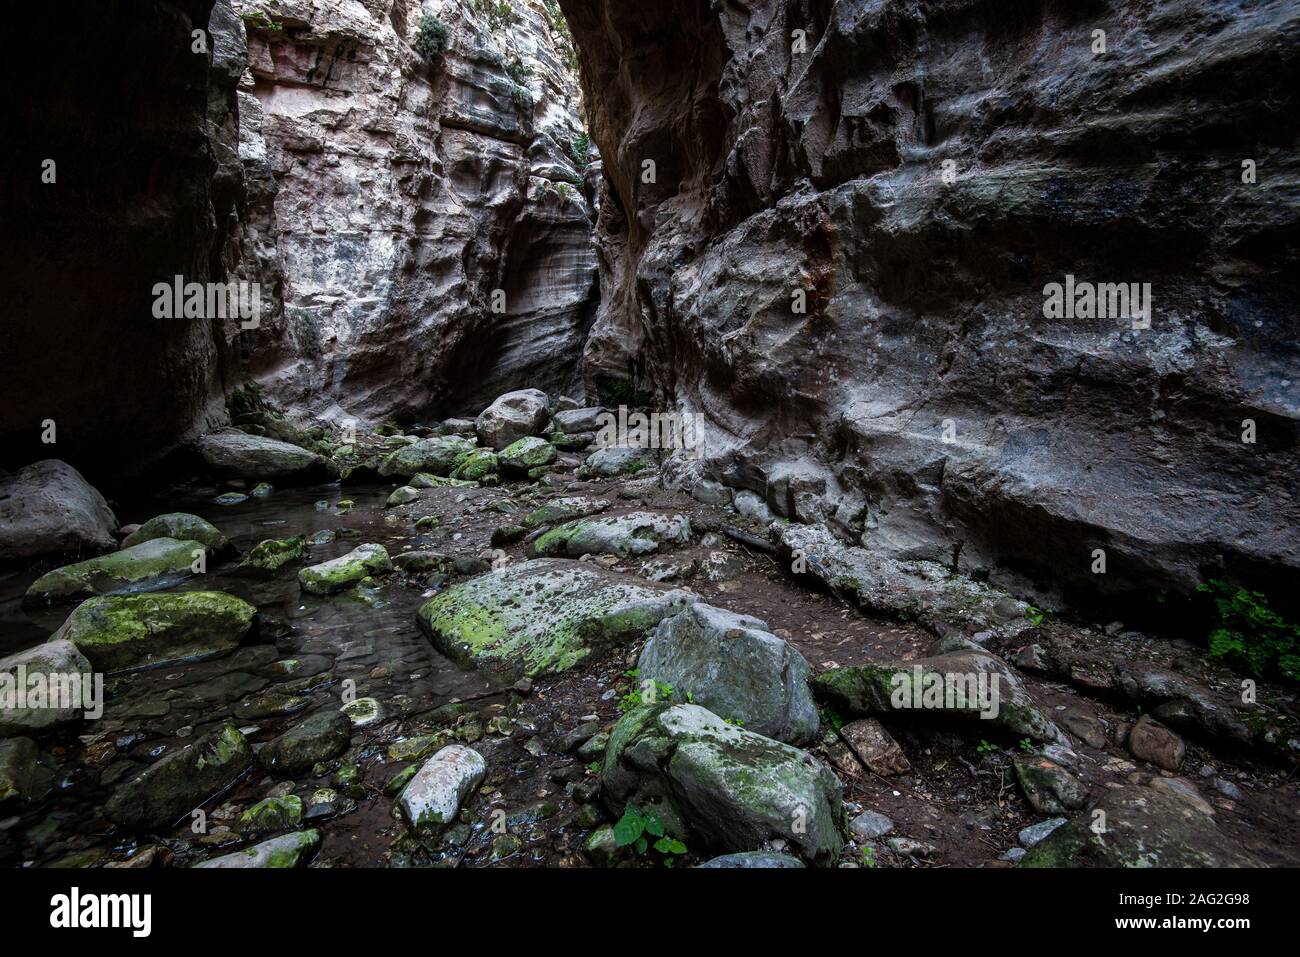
[1018,817,1067,847]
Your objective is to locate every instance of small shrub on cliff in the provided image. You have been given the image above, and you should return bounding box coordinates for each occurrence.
[1197,579,1300,682]
[570,131,590,168]
[242,11,283,32]
[415,14,450,59]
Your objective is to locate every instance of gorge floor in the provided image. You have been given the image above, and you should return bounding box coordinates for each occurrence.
[2,465,1296,869]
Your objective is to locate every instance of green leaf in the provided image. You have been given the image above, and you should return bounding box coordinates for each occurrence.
[612,808,644,847]
[654,837,687,855]
[643,811,665,837]
[635,836,648,854]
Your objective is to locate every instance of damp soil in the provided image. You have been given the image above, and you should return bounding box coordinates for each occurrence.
[2,462,1298,869]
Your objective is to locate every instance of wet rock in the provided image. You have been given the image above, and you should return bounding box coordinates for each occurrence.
[583,823,622,866]
[849,810,894,841]
[105,845,174,869]
[533,512,691,559]
[417,558,693,682]
[259,710,351,776]
[498,436,558,475]
[0,460,117,562]
[212,492,247,506]
[105,724,253,830]
[378,435,476,478]
[122,512,231,555]
[475,389,550,450]
[234,690,309,721]
[450,448,499,481]
[813,650,1066,744]
[298,543,392,595]
[237,535,307,575]
[637,602,818,744]
[195,829,320,868]
[0,737,39,803]
[1021,785,1260,867]
[195,430,336,483]
[522,496,610,528]
[386,486,419,507]
[1012,754,1088,814]
[398,744,486,833]
[24,537,205,607]
[1127,715,1186,771]
[489,833,523,861]
[582,445,651,477]
[239,794,304,835]
[0,640,94,736]
[698,851,805,868]
[603,703,844,864]
[51,591,256,672]
[839,719,911,776]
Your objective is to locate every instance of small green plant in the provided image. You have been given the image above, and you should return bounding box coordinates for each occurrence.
[504,55,532,85]
[1025,605,1051,627]
[618,673,674,712]
[586,760,602,774]
[976,740,998,756]
[555,182,572,204]
[613,805,688,863]
[570,131,591,168]
[469,0,520,31]
[414,14,450,59]
[626,459,648,475]
[1018,738,1034,753]
[724,717,746,728]
[242,11,283,32]
[860,846,877,868]
[1197,579,1300,682]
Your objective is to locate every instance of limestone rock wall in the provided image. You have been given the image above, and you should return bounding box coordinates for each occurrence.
[231,0,598,425]
[558,0,1300,614]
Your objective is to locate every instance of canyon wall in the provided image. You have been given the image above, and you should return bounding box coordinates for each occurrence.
[558,0,1300,613]
[232,0,598,426]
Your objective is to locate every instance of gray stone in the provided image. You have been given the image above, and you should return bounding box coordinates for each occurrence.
[399,745,486,832]
[195,430,336,483]
[0,640,95,736]
[849,809,894,841]
[24,537,206,607]
[533,511,691,559]
[476,389,551,450]
[195,829,320,868]
[298,543,392,595]
[0,460,117,562]
[697,851,805,868]
[1017,817,1068,848]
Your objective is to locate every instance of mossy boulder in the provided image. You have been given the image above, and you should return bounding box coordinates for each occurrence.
[410,472,475,489]
[237,535,307,575]
[415,559,693,682]
[582,445,651,477]
[24,537,206,607]
[378,435,475,478]
[121,513,231,555]
[812,650,1067,745]
[386,486,420,507]
[498,436,557,475]
[298,543,392,595]
[195,430,337,483]
[258,709,352,776]
[51,591,256,672]
[532,511,691,559]
[195,829,320,868]
[451,448,499,481]
[522,497,610,528]
[603,703,844,865]
[105,724,253,830]
[1020,784,1261,867]
[239,794,304,835]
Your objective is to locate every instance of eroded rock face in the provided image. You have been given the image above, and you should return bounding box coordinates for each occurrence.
[232,0,597,424]
[557,0,1300,612]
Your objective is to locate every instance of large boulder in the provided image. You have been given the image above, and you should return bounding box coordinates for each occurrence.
[236,535,307,575]
[0,640,94,737]
[1021,784,1261,868]
[51,591,256,673]
[532,512,691,559]
[378,435,476,478]
[398,745,486,833]
[813,649,1067,744]
[553,407,607,434]
[105,724,253,830]
[416,559,693,682]
[637,603,818,745]
[121,513,231,554]
[603,703,844,865]
[194,430,336,483]
[298,543,392,595]
[258,709,352,776]
[582,445,652,477]
[23,537,205,607]
[475,389,550,450]
[0,460,117,562]
[498,436,557,475]
[194,829,320,868]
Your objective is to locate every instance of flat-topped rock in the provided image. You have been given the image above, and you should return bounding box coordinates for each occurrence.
[298,544,392,595]
[532,512,691,559]
[416,558,693,682]
[194,430,336,483]
[24,537,205,607]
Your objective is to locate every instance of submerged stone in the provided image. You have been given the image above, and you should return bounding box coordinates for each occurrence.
[416,558,693,682]
[51,590,256,672]
[237,535,308,575]
[298,543,393,595]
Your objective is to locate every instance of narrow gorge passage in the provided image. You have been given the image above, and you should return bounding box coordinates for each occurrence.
[0,0,1297,905]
